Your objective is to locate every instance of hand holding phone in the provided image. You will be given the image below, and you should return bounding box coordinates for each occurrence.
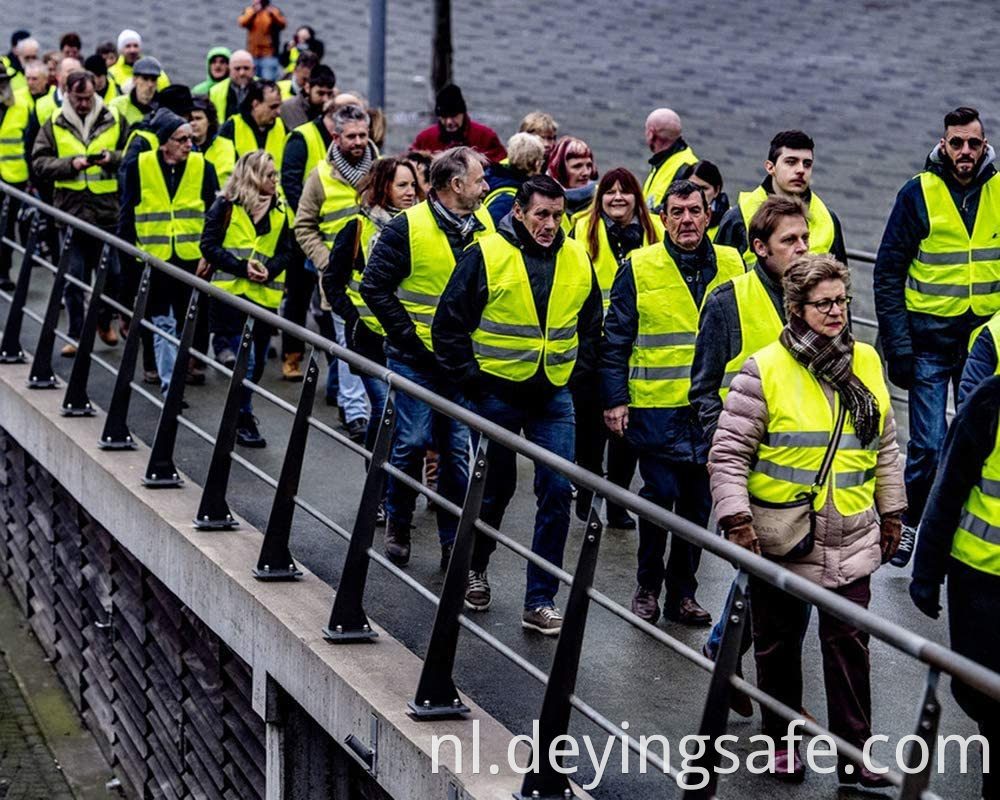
[86,151,104,164]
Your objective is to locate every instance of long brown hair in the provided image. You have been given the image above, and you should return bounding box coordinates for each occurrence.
[583,167,658,260]
[357,157,423,210]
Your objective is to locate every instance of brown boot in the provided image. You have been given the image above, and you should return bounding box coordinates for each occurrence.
[384,519,411,566]
[282,352,303,381]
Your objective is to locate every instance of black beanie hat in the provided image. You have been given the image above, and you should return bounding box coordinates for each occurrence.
[150,109,188,145]
[434,84,466,117]
[83,54,107,77]
[156,84,194,117]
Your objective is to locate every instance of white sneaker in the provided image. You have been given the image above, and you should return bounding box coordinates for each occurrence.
[464,570,491,611]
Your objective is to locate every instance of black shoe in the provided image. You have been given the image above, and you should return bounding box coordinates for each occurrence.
[440,541,453,571]
[325,393,337,407]
[890,523,917,568]
[664,597,712,627]
[346,417,367,444]
[0,277,14,292]
[236,413,266,448]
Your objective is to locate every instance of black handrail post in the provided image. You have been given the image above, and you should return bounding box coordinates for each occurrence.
[27,227,74,388]
[324,388,396,643]
[0,215,39,363]
[61,244,113,416]
[193,316,252,529]
[142,290,199,487]
[515,499,604,800]
[98,264,151,450]
[682,569,750,800]
[898,668,941,800]
[408,441,488,719]
[251,350,320,581]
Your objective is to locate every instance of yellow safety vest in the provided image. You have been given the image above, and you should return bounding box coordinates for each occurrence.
[288,120,326,181]
[398,201,496,351]
[209,78,236,123]
[51,113,121,194]
[109,56,170,90]
[628,242,745,407]
[573,215,661,313]
[953,415,1000,575]
[314,161,361,247]
[277,79,293,100]
[643,145,698,211]
[471,233,593,385]
[101,79,120,105]
[718,268,785,399]
[483,185,516,215]
[738,184,836,266]
[109,93,148,126]
[906,171,1000,318]
[34,88,58,126]
[748,340,889,516]
[345,215,386,336]
[0,100,29,183]
[214,202,287,308]
[203,136,235,186]
[134,151,206,261]
[969,314,1000,379]
[123,127,157,156]
[231,115,287,171]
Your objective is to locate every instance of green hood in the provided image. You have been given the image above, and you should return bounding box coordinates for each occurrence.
[193,46,231,93]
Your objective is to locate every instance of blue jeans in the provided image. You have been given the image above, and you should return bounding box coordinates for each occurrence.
[384,357,470,545]
[361,374,388,450]
[254,56,281,80]
[333,313,368,423]
[469,388,575,610]
[905,350,964,525]
[152,312,178,392]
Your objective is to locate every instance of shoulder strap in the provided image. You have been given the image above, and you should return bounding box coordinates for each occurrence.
[813,402,847,489]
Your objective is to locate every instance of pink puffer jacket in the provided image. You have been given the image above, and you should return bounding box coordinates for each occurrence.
[708,356,907,588]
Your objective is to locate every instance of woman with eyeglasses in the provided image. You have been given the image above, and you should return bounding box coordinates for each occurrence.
[708,253,905,785]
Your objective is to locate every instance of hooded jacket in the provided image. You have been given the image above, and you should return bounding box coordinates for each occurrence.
[874,144,998,361]
[192,46,231,95]
[410,116,506,163]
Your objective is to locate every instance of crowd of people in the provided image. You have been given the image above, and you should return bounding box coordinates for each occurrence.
[1,20,999,794]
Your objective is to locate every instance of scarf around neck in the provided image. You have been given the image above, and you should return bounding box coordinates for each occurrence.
[779,314,880,447]
[329,142,374,188]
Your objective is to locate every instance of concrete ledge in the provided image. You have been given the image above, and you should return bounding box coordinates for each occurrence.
[0,361,589,800]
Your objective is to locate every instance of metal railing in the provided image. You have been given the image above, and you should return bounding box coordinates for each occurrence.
[0,181,993,800]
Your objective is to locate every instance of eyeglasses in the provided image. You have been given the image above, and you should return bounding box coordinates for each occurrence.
[948,137,984,150]
[803,296,852,314]
[169,135,194,144]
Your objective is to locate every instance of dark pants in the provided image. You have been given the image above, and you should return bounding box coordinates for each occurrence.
[635,454,710,608]
[470,388,575,609]
[209,297,273,413]
[281,248,313,357]
[63,228,119,338]
[905,351,964,525]
[750,573,872,755]
[0,184,24,278]
[571,385,638,518]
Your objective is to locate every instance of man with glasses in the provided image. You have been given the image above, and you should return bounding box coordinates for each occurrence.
[875,106,1000,568]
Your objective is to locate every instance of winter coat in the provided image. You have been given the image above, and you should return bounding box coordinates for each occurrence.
[192,46,232,95]
[410,117,506,163]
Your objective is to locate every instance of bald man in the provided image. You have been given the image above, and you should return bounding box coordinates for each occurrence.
[34,56,80,125]
[209,49,255,122]
[643,108,698,211]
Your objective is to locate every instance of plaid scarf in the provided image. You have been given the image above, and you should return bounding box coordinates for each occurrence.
[779,314,881,447]
[429,192,482,238]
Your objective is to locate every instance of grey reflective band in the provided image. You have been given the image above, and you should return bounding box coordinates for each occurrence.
[135,211,171,223]
[356,304,375,316]
[321,206,359,224]
[398,287,440,306]
[548,325,577,341]
[973,281,1000,295]
[960,509,1000,545]
[0,137,22,144]
[546,347,577,366]
[0,154,24,161]
[721,370,739,388]
[629,365,690,380]
[348,279,361,292]
[267,280,284,290]
[472,341,539,362]
[753,459,815,486]
[835,467,876,489]
[174,233,202,243]
[906,276,967,297]
[229,247,253,259]
[408,310,434,325]
[212,271,240,282]
[979,477,1000,498]
[973,248,1000,261]
[916,249,969,266]
[174,209,204,220]
[840,433,879,451]
[138,235,171,245]
[601,288,611,300]
[478,318,542,338]
[635,332,696,347]
[762,430,877,451]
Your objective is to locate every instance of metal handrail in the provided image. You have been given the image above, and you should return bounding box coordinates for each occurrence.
[0,182,980,798]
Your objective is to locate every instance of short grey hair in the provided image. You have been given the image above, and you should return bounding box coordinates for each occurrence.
[782,253,851,318]
[429,146,487,192]
[506,132,545,174]
[25,62,48,78]
[333,103,369,134]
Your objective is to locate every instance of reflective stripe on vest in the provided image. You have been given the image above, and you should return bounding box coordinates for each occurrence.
[52,114,121,194]
[471,233,593,385]
[215,202,287,308]
[737,184,836,266]
[718,269,784,399]
[0,101,29,183]
[906,171,1000,317]
[135,151,206,260]
[232,114,287,171]
[398,201,495,351]
[643,146,698,211]
[953,418,1000,575]
[628,242,744,408]
[748,340,889,517]
[346,215,386,336]
[315,162,360,246]
[573,215,661,314]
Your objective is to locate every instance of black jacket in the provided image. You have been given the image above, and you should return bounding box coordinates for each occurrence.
[959,324,998,408]
[483,161,528,225]
[874,145,998,361]
[600,235,720,460]
[199,195,292,284]
[689,260,786,444]
[360,196,489,370]
[431,214,603,407]
[281,117,331,212]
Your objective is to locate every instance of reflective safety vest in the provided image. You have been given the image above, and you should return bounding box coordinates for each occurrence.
[213,202,287,308]
[953,415,1000,575]
[0,100,29,183]
[345,215,386,336]
[135,151,206,261]
[969,314,1000,379]
[398,201,495,351]
[101,79,120,105]
[108,93,145,126]
[51,113,121,194]
[277,79,293,100]
[315,162,360,247]
[906,171,1000,318]
[472,233,593,385]
[231,115,287,171]
[123,127,157,155]
[643,145,698,211]
[483,185,515,215]
[209,78,236,123]
[289,121,326,180]
[109,56,170,91]
[738,184,835,266]
[748,340,889,516]
[203,135,235,186]
[718,269,784,399]
[572,215,660,313]
[34,88,58,126]
[628,242,745,407]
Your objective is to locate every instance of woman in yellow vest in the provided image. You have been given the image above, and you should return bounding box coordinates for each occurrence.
[709,253,905,785]
[546,136,597,233]
[200,150,292,448]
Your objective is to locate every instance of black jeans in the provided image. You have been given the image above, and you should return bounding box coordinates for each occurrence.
[571,384,638,517]
[62,228,119,339]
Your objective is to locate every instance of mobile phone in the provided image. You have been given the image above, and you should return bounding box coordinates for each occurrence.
[86,152,103,164]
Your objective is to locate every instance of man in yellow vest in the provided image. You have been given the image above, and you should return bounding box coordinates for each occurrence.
[362,146,495,569]
[0,65,34,291]
[109,30,170,91]
[24,62,50,109]
[216,80,285,169]
[118,111,218,395]
[876,106,1000,569]
[432,175,603,633]
[642,108,697,212]
[31,69,127,355]
[208,49,255,124]
[602,179,745,627]
[34,57,81,127]
[909,374,1000,800]
[109,57,161,126]
[715,130,846,266]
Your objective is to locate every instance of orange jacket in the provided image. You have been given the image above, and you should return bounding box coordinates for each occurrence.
[238,4,287,57]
